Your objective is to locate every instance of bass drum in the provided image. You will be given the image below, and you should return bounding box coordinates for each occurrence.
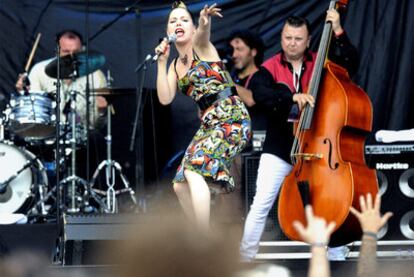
[0,142,48,214]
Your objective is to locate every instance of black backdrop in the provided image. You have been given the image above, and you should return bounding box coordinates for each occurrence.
[1,0,413,187]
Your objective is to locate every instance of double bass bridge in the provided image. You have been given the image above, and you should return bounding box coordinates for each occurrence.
[292,153,324,161]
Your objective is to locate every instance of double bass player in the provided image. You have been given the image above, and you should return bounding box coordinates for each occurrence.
[240,9,359,261]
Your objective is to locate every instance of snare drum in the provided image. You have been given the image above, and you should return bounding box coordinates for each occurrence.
[9,92,56,141]
[0,142,48,214]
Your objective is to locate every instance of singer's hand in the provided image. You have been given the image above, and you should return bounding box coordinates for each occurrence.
[154,38,171,63]
[15,73,28,91]
[199,3,223,27]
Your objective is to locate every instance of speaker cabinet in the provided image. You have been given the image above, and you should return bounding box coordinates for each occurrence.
[0,224,57,260]
[377,166,414,240]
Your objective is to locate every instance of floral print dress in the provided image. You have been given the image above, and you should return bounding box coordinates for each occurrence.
[173,55,251,191]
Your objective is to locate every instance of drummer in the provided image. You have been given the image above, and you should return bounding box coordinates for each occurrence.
[15,29,108,127]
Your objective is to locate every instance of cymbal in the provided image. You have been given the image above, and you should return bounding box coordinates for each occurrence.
[90,87,135,96]
[45,50,105,79]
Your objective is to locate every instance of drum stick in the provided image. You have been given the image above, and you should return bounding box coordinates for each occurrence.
[24,33,42,72]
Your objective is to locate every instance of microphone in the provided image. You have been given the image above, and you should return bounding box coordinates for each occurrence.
[152,33,177,62]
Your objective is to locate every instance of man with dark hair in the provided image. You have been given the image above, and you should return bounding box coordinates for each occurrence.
[240,10,358,261]
[228,29,266,131]
[229,29,264,68]
[211,29,266,231]
[228,29,263,106]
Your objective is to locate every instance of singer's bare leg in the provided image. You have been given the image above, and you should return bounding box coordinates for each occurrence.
[173,181,195,220]
[184,169,211,231]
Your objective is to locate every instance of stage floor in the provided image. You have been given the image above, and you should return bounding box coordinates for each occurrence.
[51,259,414,277]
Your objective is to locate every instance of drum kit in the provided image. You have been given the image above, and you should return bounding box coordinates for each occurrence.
[0,48,137,220]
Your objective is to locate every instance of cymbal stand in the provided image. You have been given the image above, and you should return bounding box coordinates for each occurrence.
[59,90,106,213]
[0,118,4,141]
[53,40,64,265]
[59,90,83,213]
[90,103,137,213]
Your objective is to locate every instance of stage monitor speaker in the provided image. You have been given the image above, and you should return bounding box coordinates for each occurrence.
[0,223,57,260]
[63,214,161,265]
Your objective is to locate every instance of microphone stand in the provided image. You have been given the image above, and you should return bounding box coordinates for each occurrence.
[129,54,151,151]
[130,40,173,147]
[89,0,142,42]
[129,54,151,211]
[85,0,91,200]
[54,41,64,265]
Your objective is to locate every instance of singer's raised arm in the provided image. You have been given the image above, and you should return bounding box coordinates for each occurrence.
[194,3,223,54]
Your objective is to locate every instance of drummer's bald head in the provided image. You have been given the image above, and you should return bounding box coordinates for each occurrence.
[56,29,83,45]
[56,29,83,56]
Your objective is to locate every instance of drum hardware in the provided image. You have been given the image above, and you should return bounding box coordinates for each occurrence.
[59,89,86,213]
[0,143,48,214]
[30,180,48,216]
[43,49,110,215]
[58,90,106,213]
[26,160,49,218]
[58,122,88,147]
[0,118,5,141]
[35,122,87,148]
[33,185,56,213]
[89,97,137,213]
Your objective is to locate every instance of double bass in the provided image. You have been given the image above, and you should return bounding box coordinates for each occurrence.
[277,0,378,246]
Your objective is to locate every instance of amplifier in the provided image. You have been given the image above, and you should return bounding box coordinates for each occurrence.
[365,143,414,240]
[365,144,414,154]
[365,143,414,168]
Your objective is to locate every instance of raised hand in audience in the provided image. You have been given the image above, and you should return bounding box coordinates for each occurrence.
[350,193,393,235]
[350,193,393,277]
[293,205,336,246]
[293,205,336,277]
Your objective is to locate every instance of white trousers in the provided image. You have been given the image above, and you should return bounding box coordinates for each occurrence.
[240,153,292,261]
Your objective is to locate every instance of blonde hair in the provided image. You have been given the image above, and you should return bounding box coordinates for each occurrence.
[172,1,188,10]
[168,1,195,24]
